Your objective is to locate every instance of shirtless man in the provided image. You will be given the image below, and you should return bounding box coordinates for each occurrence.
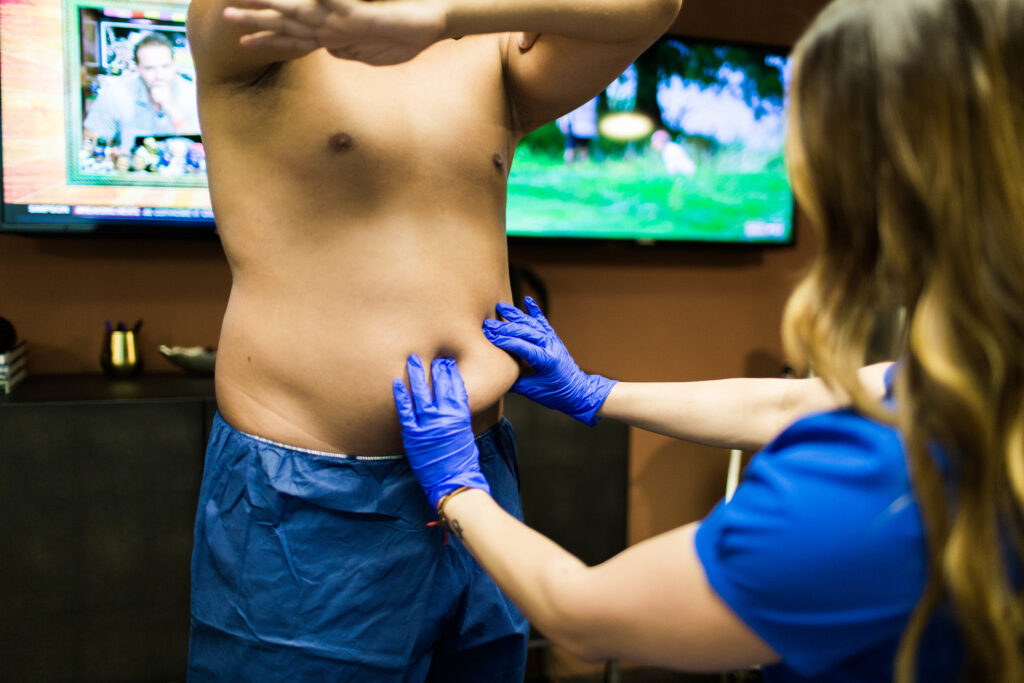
[185,0,681,679]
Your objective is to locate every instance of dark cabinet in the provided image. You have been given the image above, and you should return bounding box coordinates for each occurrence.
[0,375,215,683]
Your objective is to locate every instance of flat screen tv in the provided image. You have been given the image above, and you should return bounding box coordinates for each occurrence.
[0,0,793,244]
[1,0,210,233]
[508,36,794,244]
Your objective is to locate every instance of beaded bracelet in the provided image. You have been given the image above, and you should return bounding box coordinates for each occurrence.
[436,486,471,528]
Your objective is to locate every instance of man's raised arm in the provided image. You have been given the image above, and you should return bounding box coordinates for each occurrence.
[187,0,314,84]
[216,0,681,128]
[485,0,683,135]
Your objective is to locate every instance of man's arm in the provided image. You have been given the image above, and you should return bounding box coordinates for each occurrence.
[146,78,201,133]
[82,84,120,145]
[187,0,314,84]
[216,0,680,131]
[446,0,683,134]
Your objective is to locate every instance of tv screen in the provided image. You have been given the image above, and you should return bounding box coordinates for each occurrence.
[0,0,212,233]
[1,0,793,244]
[507,36,794,244]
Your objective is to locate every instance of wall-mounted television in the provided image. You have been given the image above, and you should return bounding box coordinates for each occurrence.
[1,0,211,234]
[1,0,793,244]
[507,35,794,244]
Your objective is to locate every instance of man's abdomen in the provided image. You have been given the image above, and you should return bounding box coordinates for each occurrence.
[213,254,518,457]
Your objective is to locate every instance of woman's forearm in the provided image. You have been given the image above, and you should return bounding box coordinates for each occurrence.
[597,378,811,450]
[441,488,603,660]
[437,486,781,670]
[598,363,893,451]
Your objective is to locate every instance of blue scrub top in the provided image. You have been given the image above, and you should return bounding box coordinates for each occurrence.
[695,371,963,681]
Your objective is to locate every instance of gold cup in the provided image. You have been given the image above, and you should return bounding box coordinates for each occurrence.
[101,329,142,377]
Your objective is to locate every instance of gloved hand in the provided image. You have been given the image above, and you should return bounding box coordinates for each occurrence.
[393,354,490,511]
[482,297,616,426]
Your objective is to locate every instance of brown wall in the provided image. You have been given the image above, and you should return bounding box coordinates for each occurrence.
[0,0,827,676]
[0,236,231,372]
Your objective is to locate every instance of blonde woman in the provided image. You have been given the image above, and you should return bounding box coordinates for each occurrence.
[393,0,1024,680]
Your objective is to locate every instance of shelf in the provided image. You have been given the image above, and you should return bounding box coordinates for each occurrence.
[0,373,215,404]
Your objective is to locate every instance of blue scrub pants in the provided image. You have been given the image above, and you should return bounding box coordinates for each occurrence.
[188,413,528,682]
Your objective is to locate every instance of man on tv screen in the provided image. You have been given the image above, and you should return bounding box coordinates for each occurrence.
[83,31,200,156]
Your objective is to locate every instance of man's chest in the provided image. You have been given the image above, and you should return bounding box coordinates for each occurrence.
[254,41,511,157]
[203,40,515,208]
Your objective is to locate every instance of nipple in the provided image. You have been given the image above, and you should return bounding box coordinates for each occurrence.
[327,132,355,153]
[492,153,505,172]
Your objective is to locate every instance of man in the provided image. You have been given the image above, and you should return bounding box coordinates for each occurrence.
[557,96,599,163]
[185,0,681,679]
[651,128,697,175]
[83,32,200,154]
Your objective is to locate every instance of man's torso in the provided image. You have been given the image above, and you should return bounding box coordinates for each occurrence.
[195,37,520,456]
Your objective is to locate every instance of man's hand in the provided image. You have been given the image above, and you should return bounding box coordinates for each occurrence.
[393,355,490,511]
[148,83,175,111]
[223,0,447,66]
[483,297,616,426]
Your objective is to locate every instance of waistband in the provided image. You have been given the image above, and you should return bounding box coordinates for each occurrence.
[216,412,512,463]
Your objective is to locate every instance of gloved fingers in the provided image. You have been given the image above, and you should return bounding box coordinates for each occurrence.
[509,377,533,396]
[483,318,547,346]
[392,377,418,428]
[485,332,546,368]
[495,302,547,336]
[406,354,434,412]
[522,296,556,335]
[440,358,471,411]
[431,357,457,411]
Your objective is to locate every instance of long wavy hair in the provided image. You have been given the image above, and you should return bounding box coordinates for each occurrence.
[780,0,1024,680]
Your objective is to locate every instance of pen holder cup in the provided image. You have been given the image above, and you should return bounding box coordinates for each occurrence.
[101,329,143,378]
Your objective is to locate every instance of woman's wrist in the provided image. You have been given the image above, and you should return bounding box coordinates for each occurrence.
[436,485,470,520]
[437,486,490,541]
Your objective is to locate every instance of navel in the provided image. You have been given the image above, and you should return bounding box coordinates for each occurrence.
[327,132,355,153]
[492,153,505,172]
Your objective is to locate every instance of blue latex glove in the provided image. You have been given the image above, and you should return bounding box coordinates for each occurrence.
[393,354,490,511]
[482,297,616,426]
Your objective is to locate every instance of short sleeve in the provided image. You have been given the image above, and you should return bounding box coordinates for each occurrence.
[83,86,120,141]
[884,362,899,396]
[695,410,927,676]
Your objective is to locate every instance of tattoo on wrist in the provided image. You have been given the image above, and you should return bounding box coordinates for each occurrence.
[450,518,465,540]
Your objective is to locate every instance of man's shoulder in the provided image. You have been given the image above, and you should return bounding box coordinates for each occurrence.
[175,73,198,93]
[94,74,143,106]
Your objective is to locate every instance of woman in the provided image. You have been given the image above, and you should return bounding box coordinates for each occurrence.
[393,0,1024,680]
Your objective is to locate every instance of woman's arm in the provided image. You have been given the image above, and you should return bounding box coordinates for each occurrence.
[393,355,778,670]
[599,363,892,451]
[438,483,779,670]
[485,298,893,451]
